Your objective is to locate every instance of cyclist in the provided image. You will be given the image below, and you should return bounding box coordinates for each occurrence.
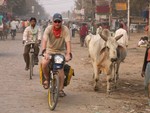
[10,18,18,39]
[41,13,72,97]
[23,17,42,70]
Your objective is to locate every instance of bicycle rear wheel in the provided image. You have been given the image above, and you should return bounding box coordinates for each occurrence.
[29,53,34,79]
[48,73,60,110]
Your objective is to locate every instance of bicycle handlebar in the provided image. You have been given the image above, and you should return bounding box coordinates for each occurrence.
[39,53,72,62]
[24,40,35,46]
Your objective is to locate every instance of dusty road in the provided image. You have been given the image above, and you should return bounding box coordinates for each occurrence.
[0,32,150,113]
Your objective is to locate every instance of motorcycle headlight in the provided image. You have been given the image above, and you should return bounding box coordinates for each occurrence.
[54,55,64,64]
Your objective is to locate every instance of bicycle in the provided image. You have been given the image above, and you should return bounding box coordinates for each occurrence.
[25,40,35,79]
[40,53,65,110]
[11,29,16,40]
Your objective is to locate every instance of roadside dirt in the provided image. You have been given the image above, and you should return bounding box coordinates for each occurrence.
[0,32,150,113]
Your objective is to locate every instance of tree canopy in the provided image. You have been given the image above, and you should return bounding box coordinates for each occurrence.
[6,0,48,19]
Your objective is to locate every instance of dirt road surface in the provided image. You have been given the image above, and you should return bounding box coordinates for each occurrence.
[0,32,150,113]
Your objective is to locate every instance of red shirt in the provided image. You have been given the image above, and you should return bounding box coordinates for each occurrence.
[147,49,150,61]
[80,25,88,37]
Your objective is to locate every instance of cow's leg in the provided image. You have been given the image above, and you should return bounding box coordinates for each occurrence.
[92,62,99,91]
[106,74,111,94]
[106,67,113,94]
[116,62,120,80]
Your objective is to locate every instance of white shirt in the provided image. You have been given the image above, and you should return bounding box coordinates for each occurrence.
[10,20,18,30]
[96,26,102,34]
[115,28,128,46]
[23,25,41,41]
[72,24,76,29]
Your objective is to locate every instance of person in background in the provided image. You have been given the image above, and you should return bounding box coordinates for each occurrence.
[10,18,18,39]
[141,42,150,106]
[115,23,128,47]
[79,23,88,47]
[22,17,41,70]
[71,22,76,38]
[138,36,148,47]
[96,24,102,35]
[24,20,30,28]
[90,21,97,35]
[120,20,127,31]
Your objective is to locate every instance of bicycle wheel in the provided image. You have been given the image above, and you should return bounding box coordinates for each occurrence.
[11,31,15,40]
[48,72,60,110]
[29,53,34,79]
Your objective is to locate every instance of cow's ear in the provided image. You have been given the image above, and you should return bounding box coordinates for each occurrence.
[115,34,123,41]
[100,34,108,41]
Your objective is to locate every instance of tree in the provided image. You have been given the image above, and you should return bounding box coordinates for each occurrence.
[7,0,26,15]
[130,0,148,16]
[4,0,48,19]
[74,0,95,21]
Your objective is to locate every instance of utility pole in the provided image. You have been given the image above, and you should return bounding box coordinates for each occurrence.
[82,0,84,21]
[127,0,130,40]
[109,0,112,28]
[91,0,95,21]
[149,1,150,39]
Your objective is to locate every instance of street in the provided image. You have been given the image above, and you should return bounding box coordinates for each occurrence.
[0,32,150,113]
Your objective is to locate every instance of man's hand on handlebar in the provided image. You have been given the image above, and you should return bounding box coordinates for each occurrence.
[38,40,41,45]
[65,53,72,62]
[41,49,46,55]
[40,49,49,60]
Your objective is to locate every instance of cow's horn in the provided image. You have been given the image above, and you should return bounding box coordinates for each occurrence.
[115,34,123,41]
[100,34,108,41]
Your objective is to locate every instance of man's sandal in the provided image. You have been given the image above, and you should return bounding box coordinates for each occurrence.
[59,90,66,97]
[43,80,49,89]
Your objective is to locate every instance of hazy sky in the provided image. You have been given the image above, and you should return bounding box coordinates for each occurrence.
[38,0,75,16]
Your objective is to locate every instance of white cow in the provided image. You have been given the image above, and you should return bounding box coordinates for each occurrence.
[86,29,127,93]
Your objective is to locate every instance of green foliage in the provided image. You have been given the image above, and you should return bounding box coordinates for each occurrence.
[6,0,26,15]
[74,0,95,21]
[130,0,148,16]
[4,0,48,18]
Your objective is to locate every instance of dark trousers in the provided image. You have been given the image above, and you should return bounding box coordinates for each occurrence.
[72,29,75,37]
[80,36,86,47]
[11,29,16,36]
[23,43,39,67]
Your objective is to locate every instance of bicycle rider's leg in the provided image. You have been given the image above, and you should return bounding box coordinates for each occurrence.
[10,29,12,37]
[14,29,16,36]
[34,43,40,63]
[23,45,30,70]
[42,57,50,80]
[58,68,65,91]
